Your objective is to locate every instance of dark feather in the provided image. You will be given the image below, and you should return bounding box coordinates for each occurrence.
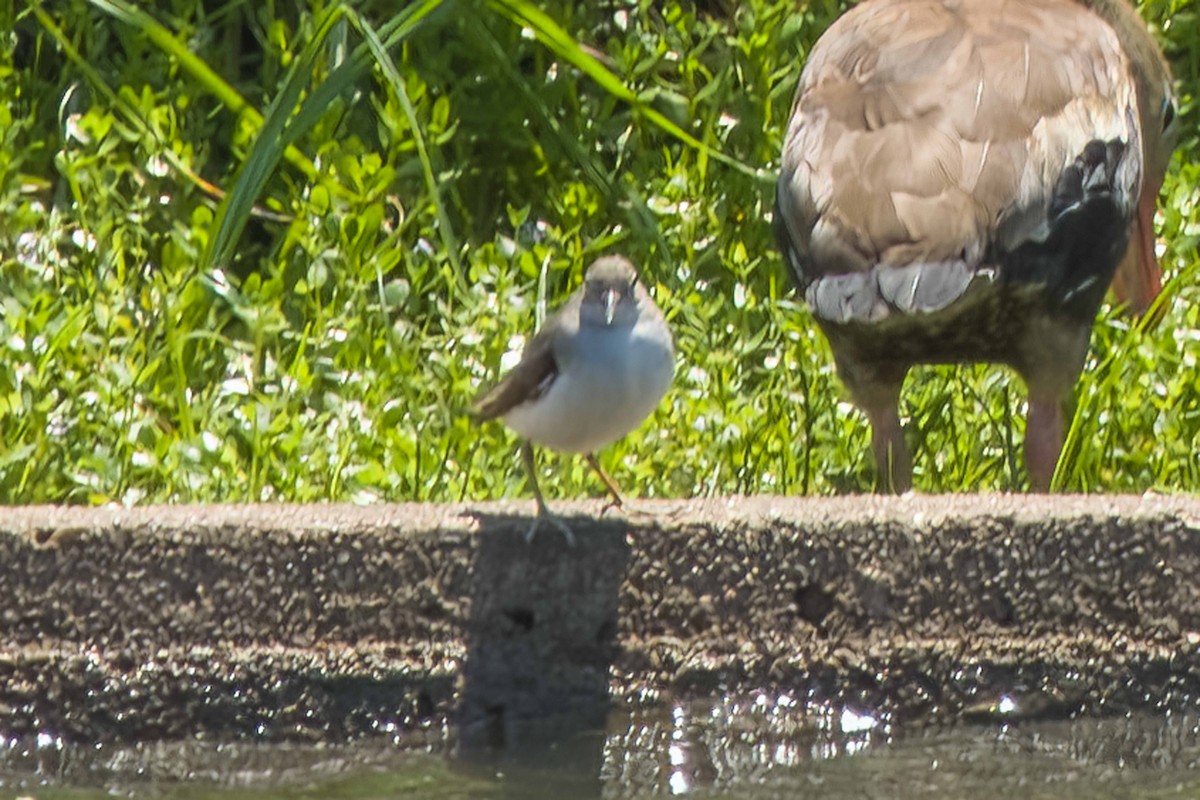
[470,316,563,422]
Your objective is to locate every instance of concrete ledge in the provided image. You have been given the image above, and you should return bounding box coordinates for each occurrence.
[0,496,1197,741]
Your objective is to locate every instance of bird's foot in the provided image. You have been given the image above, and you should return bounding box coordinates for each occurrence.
[524,510,577,547]
[604,498,686,520]
[599,496,624,517]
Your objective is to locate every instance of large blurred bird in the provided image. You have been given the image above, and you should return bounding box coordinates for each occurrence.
[775,0,1177,491]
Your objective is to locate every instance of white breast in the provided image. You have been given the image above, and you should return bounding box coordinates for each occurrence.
[502,314,674,454]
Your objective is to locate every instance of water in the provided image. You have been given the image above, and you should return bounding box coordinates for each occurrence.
[4,697,1199,799]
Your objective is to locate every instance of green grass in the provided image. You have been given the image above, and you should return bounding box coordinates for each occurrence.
[1,0,1198,504]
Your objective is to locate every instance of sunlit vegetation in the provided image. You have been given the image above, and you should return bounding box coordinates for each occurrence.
[3,0,1197,503]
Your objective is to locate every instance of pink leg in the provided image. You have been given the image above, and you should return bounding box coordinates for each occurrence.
[1025,395,1063,492]
[866,401,912,494]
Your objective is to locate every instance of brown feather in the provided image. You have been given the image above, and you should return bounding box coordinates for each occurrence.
[469,296,578,422]
[779,0,1137,290]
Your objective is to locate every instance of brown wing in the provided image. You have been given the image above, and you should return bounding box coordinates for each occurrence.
[469,298,577,422]
[776,0,1141,323]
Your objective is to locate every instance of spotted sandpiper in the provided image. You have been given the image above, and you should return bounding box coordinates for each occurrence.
[472,255,675,543]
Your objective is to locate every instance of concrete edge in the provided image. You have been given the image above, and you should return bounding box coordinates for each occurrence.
[0,495,1196,741]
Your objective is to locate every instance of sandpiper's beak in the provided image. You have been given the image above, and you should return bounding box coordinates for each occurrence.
[603,288,619,325]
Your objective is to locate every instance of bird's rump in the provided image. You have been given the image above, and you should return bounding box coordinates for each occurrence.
[776,0,1143,325]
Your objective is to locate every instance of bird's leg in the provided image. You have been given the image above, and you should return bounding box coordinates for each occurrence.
[586,454,686,519]
[585,453,625,514]
[864,390,912,494]
[845,365,911,493]
[1025,393,1063,492]
[521,441,575,546]
[867,404,912,493]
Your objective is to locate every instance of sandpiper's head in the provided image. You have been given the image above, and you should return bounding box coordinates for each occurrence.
[580,255,642,327]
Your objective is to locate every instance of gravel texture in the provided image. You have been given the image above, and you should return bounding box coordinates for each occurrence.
[0,495,1197,742]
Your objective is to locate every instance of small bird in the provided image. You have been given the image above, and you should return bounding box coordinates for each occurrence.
[774,0,1177,492]
[472,255,675,542]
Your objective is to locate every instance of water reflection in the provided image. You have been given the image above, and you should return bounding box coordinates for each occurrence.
[3,700,1200,798]
[597,696,891,797]
[447,696,1200,799]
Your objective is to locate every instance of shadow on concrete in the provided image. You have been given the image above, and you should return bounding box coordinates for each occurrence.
[456,510,631,793]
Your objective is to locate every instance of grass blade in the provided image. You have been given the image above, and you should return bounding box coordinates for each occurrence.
[85,0,318,182]
[202,5,349,271]
[348,8,463,278]
[281,0,451,150]
[205,0,448,272]
[485,0,771,183]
